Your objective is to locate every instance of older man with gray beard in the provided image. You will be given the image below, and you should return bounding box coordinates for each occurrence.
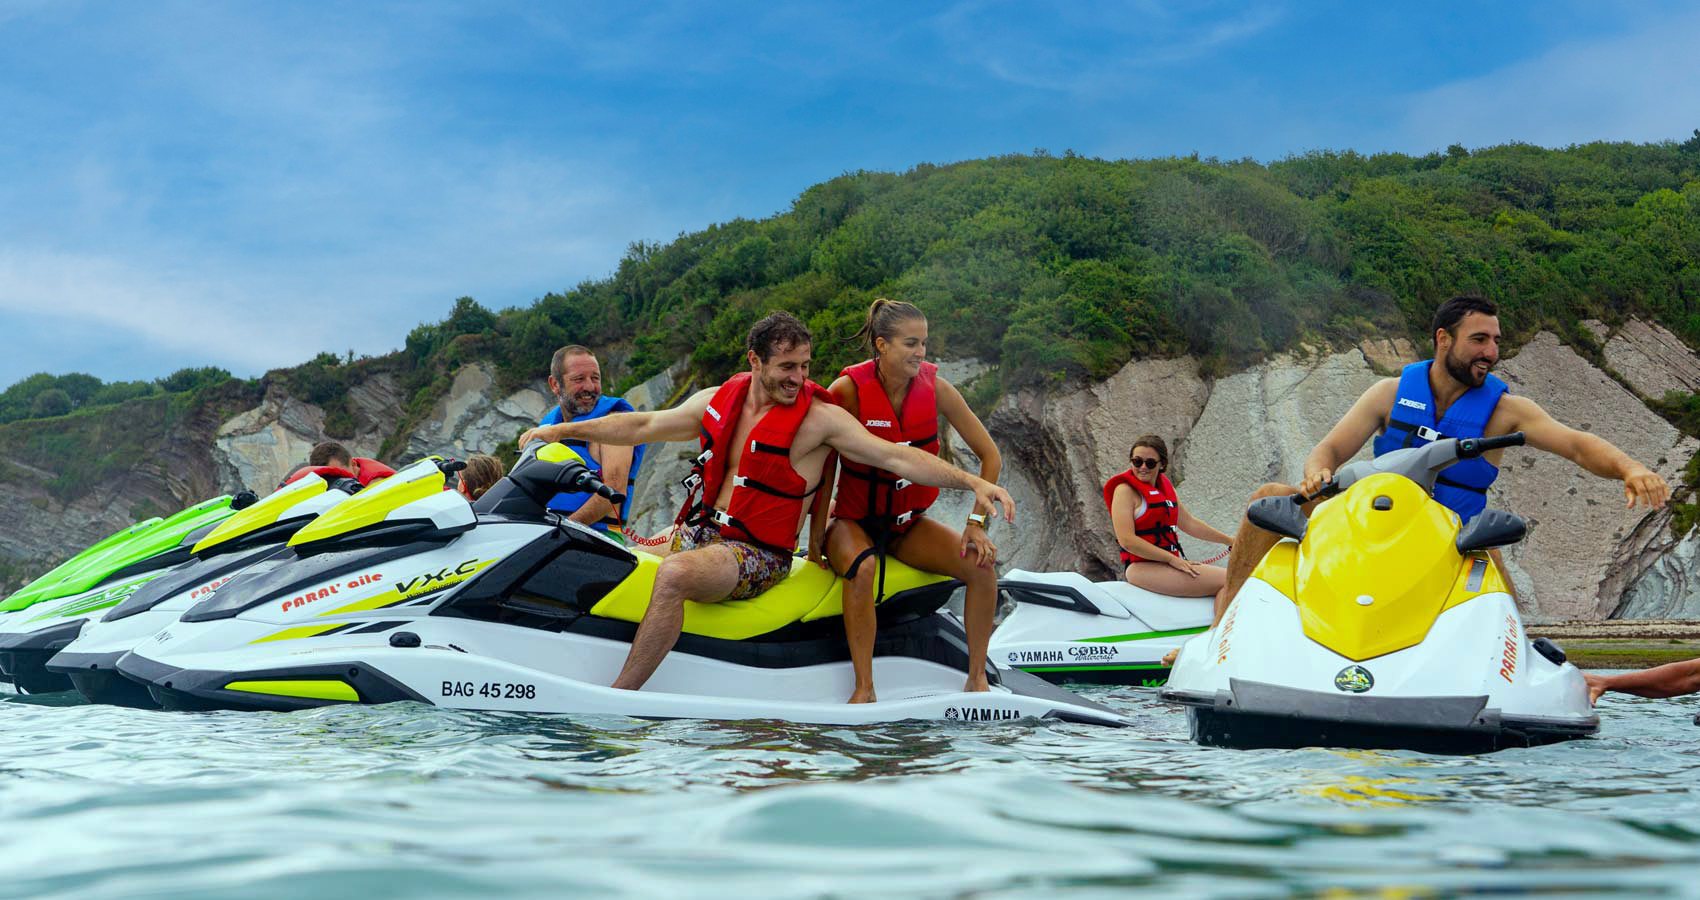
[536,344,646,535]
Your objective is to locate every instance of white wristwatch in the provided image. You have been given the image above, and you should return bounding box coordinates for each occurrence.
[966,512,989,529]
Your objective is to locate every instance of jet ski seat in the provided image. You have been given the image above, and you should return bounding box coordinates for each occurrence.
[589,551,954,641]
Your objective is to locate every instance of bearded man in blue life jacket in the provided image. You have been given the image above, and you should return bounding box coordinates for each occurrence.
[517,311,1015,693]
[1208,294,1671,627]
[537,345,645,535]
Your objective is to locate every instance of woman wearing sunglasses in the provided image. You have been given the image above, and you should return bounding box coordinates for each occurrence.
[1104,435,1232,599]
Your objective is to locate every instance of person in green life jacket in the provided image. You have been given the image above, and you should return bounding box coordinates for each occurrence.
[1198,294,1672,634]
[538,345,646,535]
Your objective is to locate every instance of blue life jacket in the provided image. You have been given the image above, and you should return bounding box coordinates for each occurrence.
[1371,360,1508,524]
[540,394,646,528]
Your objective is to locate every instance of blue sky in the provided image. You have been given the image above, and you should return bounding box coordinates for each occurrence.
[3,0,1698,389]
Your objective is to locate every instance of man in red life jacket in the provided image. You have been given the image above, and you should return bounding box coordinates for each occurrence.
[297,441,395,488]
[518,312,1015,692]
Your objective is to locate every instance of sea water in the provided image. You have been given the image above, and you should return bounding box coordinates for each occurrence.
[3,684,1699,899]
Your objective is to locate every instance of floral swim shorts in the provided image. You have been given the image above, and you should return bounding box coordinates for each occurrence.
[669,523,794,600]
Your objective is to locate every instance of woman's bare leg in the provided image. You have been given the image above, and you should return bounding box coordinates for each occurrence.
[891,517,998,693]
[824,519,880,703]
[1124,562,1226,598]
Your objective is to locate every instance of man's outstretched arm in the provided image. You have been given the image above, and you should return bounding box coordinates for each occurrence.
[1500,395,1671,509]
[815,404,1015,524]
[518,388,715,450]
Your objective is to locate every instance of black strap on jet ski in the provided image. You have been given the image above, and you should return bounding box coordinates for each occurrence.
[1435,474,1489,495]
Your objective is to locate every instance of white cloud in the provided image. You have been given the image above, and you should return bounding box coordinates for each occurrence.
[932,0,1284,94]
[1396,12,1700,152]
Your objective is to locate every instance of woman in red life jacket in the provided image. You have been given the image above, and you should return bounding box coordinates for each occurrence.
[1105,435,1232,599]
[824,298,1003,703]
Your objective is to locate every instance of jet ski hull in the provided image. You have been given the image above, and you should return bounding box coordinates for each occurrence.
[1161,573,1598,754]
[50,650,160,708]
[1167,681,1599,754]
[0,620,85,694]
[990,571,1210,686]
[115,610,1130,726]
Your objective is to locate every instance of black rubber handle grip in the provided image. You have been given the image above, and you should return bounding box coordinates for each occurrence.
[1458,431,1525,458]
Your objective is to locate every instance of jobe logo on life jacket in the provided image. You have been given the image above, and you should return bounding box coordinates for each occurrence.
[1397,397,1428,411]
[864,419,893,428]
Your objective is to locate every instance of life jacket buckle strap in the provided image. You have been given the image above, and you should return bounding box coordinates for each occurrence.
[681,473,702,492]
[696,449,713,466]
[712,509,734,528]
[1416,425,1443,442]
[894,478,912,491]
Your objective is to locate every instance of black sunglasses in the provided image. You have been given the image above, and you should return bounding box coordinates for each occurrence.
[1129,458,1161,470]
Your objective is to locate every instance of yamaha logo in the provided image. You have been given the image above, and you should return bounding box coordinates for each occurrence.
[944,707,960,719]
[1334,665,1375,693]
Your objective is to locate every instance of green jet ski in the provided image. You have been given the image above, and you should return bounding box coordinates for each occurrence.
[0,492,253,693]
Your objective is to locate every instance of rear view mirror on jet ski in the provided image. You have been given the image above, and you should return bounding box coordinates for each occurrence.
[1247,495,1310,541]
[1456,509,1528,554]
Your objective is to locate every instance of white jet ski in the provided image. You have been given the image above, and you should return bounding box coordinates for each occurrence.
[1159,433,1599,753]
[0,494,247,694]
[113,445,1129,727]
[990,572,1211,686]
[46,471,365,707]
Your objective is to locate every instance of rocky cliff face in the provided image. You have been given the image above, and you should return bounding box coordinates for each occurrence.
[5,326,1698,619]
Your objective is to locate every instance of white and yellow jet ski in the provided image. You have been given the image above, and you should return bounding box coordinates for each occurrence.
[1160,433,1598,753]
[45,470,365,707]
[113,445,1129,727]
[990,572,1211,686]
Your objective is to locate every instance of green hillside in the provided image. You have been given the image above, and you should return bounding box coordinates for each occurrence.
[3,137,1699,514]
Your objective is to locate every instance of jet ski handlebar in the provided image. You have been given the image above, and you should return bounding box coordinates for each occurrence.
[548,462,626,506]
[1290,432,1526,505]
[1457,431,1525,458]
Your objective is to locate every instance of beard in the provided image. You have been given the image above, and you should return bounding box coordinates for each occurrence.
[759,370,801,405]
[1443,347,1492,388]
[559,389,598,417]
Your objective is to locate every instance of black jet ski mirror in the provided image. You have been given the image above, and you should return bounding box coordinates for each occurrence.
[1456,508,1527,554]
[1248,494,1310,540]
[474,441,624,518]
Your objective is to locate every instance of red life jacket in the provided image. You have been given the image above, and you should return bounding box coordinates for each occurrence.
[351,458,395,486]
[834,359,941,534]
[676,372,830,556]
[283,465,357,486]
[282,459,396,489]
[1102,471,1183,564]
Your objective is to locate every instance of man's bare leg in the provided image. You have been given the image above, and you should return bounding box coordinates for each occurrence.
[824,520,880,703]
[893,518,997,693]
[1161,482,1307,667]
[610,544,739,691]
